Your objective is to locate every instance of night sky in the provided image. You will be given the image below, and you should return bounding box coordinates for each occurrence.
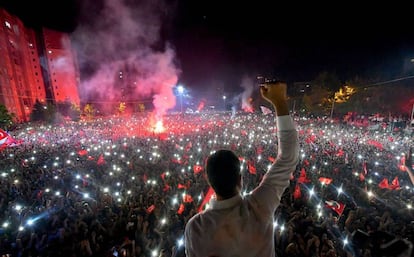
[1,0,414,93]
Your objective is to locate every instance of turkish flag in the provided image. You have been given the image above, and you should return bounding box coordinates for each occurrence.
[97,154,105,165]
[298,168,311,184]
[78,149,88,156]
[160,172,166,180]
[389,176,400,190]
[177,204,185,215]
[146,204,155,214]
[318,177,333,185]
[0,128,8,146]
[163,184,171,192]
[325,200,346,216]
[379,178,389,189]
[198,187,215,212]
[178,183,187,189]
[247,160,257,175]
[193,165,203,174]
[183,194,193,203]
[293,184,301,199]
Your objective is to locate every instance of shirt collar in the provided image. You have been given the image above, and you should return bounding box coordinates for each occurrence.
[209,194,242,210]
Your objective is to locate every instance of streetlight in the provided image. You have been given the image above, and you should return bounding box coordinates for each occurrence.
[222,95,226,111]
[177,85,184,116]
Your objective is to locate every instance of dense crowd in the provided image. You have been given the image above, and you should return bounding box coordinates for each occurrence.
[0,111,413,257]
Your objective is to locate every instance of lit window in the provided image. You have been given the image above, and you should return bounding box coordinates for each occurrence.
[5,21,11,29]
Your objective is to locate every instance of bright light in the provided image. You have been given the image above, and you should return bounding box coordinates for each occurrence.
[177,237,184,247]
[151,250,158,257]
[177,85,184,94]
[309,188,315,197]
[154,120,165,133]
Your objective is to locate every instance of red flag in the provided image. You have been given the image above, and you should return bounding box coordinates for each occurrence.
[177,203,185,215]
[193,165,203,174]
[390,176,400,190]
[160,172,166,180]
[325,200,346,216]
[0,128,9,146]
[247,160,256,175]
[359,172,365,181]
[183,194,193,203]
[163,184,171,192]
[198,187,215,212]
[97,154,105,165]
[378,178,389,189]
[293,184,301,199]
[336,148,344,157]
[298,168,311,183]
[78,149,88,156]
[178,183,187,189]
[318,177,333,185]
[146,204,155,214]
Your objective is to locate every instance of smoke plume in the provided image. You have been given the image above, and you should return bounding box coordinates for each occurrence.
[71,0,180,116]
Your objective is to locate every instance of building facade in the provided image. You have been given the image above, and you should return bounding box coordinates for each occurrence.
[0,8,79,122]
[42,28,80,105]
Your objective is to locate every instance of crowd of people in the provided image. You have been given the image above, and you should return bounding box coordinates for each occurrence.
[0,110,413,257]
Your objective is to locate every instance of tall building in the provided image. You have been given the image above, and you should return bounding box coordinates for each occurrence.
[0,8,79,122]
[0,8,46,121]
[42,28,80,105]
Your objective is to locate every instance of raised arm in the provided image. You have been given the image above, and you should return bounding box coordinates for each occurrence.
[251,81,299,215]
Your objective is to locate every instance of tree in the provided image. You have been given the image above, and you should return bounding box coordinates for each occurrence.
[0,104,15,130]
[305,72,343,116]
[302,84,331,115]
[69,103,81,121]
[83,104,95,120]
[313,71,342,92]
[118,102,126,115]
[30,100,59,124]
[30,100,46,122]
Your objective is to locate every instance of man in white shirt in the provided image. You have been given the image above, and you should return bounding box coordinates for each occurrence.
[184,80,299,257]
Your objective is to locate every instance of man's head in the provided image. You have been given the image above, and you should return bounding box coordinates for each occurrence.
[206,149,241,199]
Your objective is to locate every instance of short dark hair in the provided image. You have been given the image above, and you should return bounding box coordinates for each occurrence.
[206,149,241,199]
